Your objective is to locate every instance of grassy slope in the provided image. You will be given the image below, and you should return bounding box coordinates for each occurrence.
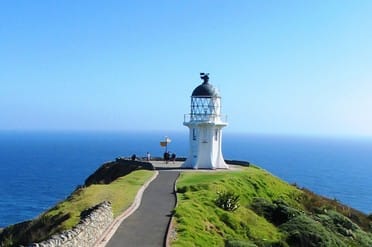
[173,166,302,246]
[0,169,154,246]
[46,169,155,229]
[172,165,372,247]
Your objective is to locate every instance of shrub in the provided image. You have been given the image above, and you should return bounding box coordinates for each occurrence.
[215,191,240,211]
[250,198,274,218]
[367,213,372,220]
[280,215,346,247]
[300,188,372,231]
[250,198,301,226]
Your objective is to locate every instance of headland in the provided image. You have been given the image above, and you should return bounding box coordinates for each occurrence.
[0,158,371,247]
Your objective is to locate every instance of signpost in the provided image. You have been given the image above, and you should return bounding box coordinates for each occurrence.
[160,136,171,152]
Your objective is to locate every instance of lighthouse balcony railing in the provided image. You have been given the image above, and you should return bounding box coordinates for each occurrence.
[184,114,227,123]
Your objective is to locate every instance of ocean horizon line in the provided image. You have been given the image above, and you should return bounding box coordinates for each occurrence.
[1,129,372,140]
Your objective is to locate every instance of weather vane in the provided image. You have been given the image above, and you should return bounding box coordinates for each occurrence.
[200,72,209,84]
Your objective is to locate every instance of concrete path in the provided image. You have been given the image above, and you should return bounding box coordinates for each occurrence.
[106,170,180,247]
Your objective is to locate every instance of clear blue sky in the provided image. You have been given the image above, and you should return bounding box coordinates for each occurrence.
[1,1,371,136]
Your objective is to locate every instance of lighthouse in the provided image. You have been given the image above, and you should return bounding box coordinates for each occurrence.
[182,73,228,169]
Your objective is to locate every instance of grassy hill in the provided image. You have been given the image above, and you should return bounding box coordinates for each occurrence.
[0,160,154,246]
[171,165,372,247]
[1,161,371,247]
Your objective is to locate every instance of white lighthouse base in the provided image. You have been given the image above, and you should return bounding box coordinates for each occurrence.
[183,120,228,170]
[182,141,229,169]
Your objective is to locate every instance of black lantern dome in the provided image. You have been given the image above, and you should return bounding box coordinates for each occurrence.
[191,73,220,97]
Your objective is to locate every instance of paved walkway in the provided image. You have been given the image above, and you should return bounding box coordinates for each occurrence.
[106,169,180,247]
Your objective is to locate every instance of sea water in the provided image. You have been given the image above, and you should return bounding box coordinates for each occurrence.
[0,131,371,227]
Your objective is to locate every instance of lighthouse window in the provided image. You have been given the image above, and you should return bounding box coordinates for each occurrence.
[215,129,218,141]
[192,128,196,140]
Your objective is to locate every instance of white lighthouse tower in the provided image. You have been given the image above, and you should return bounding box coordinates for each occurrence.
[182,73,228,169]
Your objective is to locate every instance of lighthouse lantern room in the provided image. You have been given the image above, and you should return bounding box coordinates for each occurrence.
[182,73,228,169]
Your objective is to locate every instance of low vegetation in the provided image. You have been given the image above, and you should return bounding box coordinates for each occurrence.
[172,165,372,247]
[0,161,154,246]
[215,191,240,212]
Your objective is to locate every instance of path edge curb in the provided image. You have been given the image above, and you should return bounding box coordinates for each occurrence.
[94,170,159,247]
[165,172,181,247]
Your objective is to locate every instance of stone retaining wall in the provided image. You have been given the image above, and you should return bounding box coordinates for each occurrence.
[28,201,113,247]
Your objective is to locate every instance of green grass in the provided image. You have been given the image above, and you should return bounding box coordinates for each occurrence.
[172,165,372,247]
[173,166,303,246]
[0,169,155,246]
[45,169,154,229]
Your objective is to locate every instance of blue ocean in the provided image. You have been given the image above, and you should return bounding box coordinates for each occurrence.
[0,131,371,228]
